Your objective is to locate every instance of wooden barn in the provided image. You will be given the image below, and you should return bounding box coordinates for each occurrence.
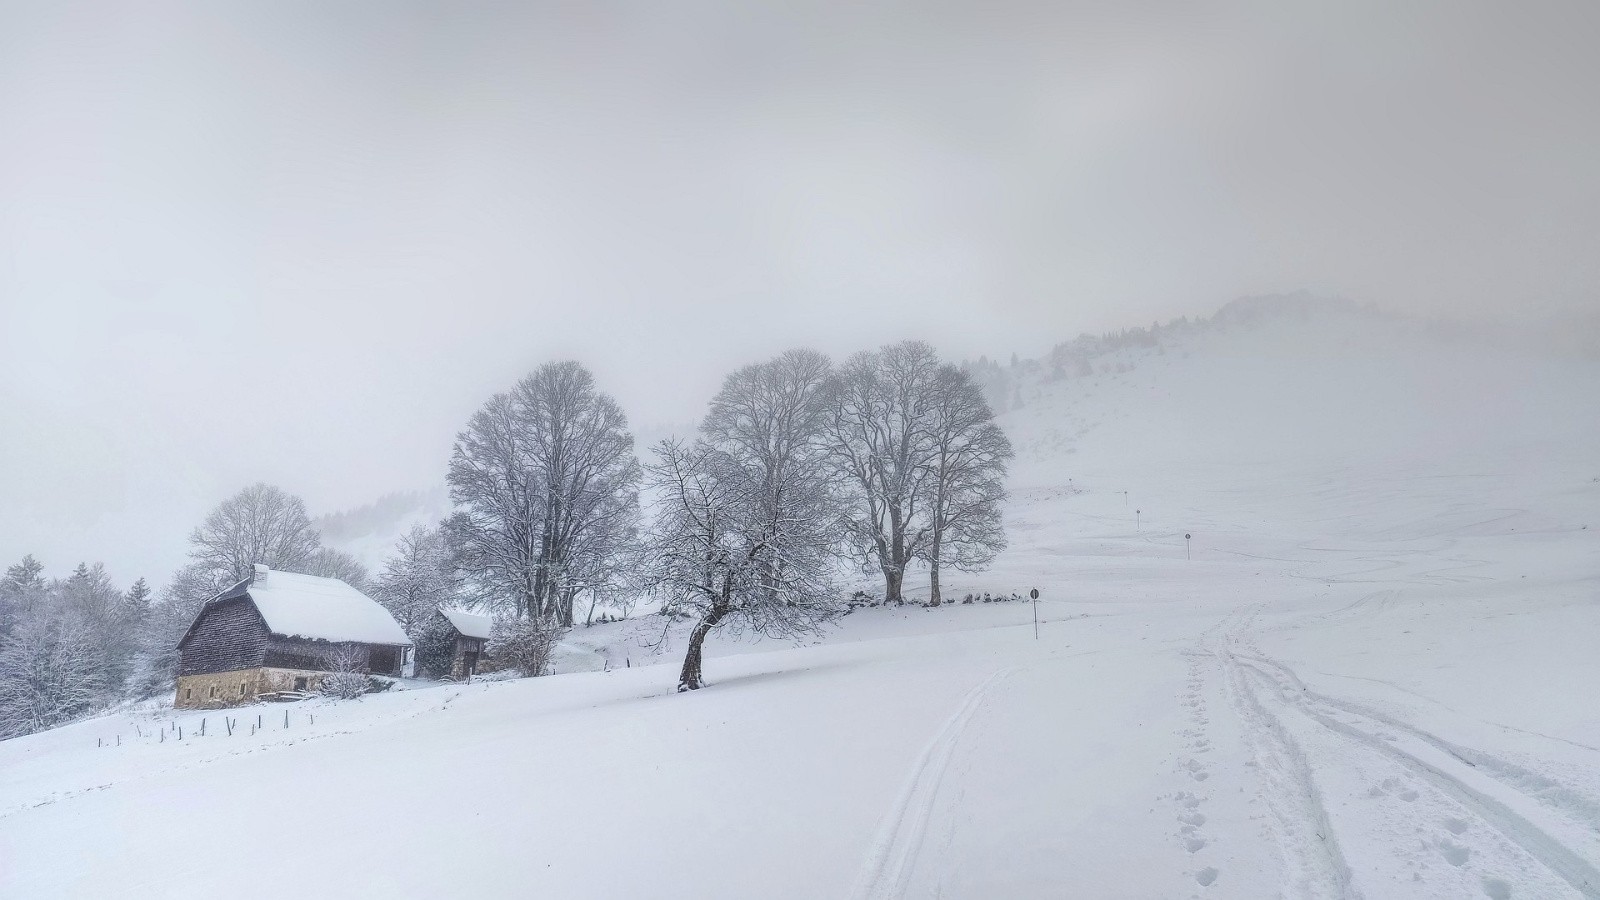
[425,607,492,681]
[175,564,412,708]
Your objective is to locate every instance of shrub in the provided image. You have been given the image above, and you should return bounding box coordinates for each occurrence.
[318,644,371,700]
[490,618,559,677]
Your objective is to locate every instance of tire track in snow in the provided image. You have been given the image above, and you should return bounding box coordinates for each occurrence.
[1212,637,1361,899]
[851,668,1016,900]
[1236,654,1600,898]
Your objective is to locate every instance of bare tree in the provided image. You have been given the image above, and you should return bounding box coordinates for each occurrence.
[825,341,943,604]
[301,547,372,593]
[374,525,457,635]
[920,364,1013,605]
[447,361,641,627]
[649,349,843,692]
[138,485,326,699]
[186,483,322,585]
[374,525,463,678]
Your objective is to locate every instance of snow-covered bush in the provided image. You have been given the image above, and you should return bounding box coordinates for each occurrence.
[318,644,371,700]
[489,618,558,677]
[846,590,877,610]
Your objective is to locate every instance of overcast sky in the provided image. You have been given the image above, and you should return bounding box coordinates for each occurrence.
[2,1,1597,583]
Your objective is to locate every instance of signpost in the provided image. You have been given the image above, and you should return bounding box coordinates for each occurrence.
[1136,509,1141,531]
[1030,587,1040,639]
[1186,533,1192,559]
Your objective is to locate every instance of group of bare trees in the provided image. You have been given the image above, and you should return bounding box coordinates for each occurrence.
[645,343,1012,690]
[443,343,1010,691]
[824,342,1012,606]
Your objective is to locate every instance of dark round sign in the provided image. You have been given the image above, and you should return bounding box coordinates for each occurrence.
[1029,588,1039,600]
[1186,533,1191,539]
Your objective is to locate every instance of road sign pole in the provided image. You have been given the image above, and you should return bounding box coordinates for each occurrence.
[1030,587,1040,640]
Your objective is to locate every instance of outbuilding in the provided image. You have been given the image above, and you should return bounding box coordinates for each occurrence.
[427,607,492,681]
[174,564,412,708]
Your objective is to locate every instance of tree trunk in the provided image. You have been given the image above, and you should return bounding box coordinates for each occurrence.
[929,548,942,607]
[533,517,554,615]
[883,566,903,605]
[678,605,728,692]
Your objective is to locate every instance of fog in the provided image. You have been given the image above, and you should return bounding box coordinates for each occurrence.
[2,1,1597,582]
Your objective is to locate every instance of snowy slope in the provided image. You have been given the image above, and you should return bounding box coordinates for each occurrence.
[3,301,1598,899]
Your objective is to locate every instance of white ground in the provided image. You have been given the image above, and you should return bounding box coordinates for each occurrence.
[2,305,1597,899]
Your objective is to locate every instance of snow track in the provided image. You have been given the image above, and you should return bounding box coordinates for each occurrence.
[1210,619,1360,899]
[1239,654,1600,898]
[851,668,1016,900]
[1213,605,1600,899]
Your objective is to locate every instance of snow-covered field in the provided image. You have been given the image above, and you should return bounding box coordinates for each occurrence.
[3,305,1597,899]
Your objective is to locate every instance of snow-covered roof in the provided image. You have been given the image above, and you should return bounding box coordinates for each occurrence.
[440,607,493,640]
[244,565,411,646]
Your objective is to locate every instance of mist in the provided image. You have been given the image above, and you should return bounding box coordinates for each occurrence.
[3,1,1598,583]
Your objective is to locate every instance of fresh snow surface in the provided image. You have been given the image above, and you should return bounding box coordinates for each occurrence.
[3,306,1598,899]
[244,568,410,646]
[439,606,493,640]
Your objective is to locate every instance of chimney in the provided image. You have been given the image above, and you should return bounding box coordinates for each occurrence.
[253,563,270,583]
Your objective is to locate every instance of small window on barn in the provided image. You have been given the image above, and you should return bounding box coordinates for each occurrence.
[184,688,192,700]
[240,681,247,697]
[209,685,217,698]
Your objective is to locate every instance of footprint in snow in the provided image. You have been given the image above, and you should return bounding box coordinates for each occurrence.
[1374,779,1419,802]
[1481,876,1512,899]
[1185,836,1207,853]
[1443,817,1469,835]
[1437,838,1471,867]
[1195,867,1219,887]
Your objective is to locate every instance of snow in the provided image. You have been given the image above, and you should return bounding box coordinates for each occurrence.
[244,567,410,646]
[3,305,1599,898]
[439,606,493,640]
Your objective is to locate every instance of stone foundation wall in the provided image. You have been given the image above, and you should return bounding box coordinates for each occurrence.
[174,667,328,709]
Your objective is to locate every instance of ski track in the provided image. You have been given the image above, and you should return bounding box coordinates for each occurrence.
[1212,604,1600,899]
[851,668,1016,900]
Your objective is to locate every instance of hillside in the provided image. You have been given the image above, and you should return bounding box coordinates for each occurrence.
[3,299,1598,899]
